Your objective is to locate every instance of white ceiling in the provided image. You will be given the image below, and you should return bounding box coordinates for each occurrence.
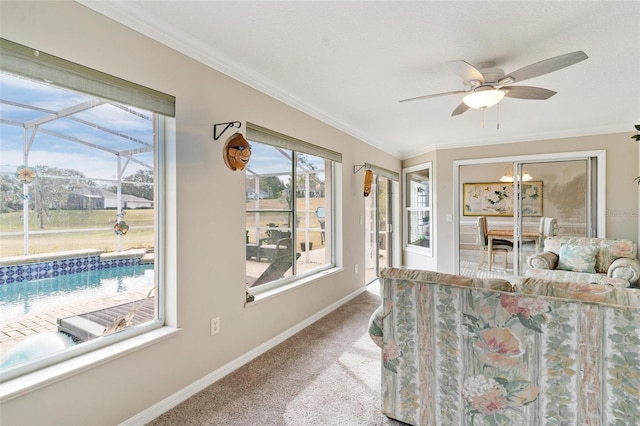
[80,1,640,159]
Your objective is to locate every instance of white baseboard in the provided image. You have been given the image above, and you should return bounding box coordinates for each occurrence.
[120,286,366,426]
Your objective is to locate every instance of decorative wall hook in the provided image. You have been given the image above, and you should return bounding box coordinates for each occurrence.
[213,121,242,140]
[353,164,370,174]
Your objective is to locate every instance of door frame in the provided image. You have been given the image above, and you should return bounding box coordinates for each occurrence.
[362,164,400,284]
[453,150,606,275]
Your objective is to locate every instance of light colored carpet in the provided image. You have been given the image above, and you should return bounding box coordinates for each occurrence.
[147,287,405,426]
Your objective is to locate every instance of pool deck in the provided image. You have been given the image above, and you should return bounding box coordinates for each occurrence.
[0,248,324,352]
[0,286,153,353]
[1,248,155,352]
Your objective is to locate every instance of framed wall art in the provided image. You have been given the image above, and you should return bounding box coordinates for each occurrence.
[463,181,543,216]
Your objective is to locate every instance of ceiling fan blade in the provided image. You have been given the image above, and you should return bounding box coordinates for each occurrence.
[451,102,471,116]
[505,51,588,83]
[504,86,556,100]
[399,90,465,103]
[447,60,485,84]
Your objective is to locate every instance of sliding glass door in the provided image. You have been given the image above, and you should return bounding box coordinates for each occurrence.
[514,159,594,275]
[365,172,396,284]
[457,153,602,279]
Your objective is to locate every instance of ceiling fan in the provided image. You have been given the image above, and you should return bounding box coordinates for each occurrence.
[399,51,588,116]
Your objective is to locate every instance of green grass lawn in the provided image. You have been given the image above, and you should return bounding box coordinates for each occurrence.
[0,209,155,257]
[2,199,327,258]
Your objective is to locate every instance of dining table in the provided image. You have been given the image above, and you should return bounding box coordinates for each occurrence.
[486,228,541,271]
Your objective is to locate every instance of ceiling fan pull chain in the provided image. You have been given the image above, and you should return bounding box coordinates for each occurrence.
[497,102,500,130]
[481,108,485,128]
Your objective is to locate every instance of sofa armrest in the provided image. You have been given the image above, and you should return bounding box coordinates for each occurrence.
[368,306,384,348]
[527,251,559,270]
[608,258,640,286]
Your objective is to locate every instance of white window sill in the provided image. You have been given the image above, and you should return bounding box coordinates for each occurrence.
[404,245,433,257]
[245,267,344,306]
[0,326,181,403]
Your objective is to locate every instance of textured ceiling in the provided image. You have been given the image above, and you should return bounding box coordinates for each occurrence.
[79,1,640,159]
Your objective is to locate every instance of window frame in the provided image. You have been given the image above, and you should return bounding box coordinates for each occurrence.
[402,162,432,256]
[244,124,340,296]
[0,38,175,384]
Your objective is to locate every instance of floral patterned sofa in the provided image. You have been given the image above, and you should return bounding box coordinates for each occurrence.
[526,237,640,287]
[369,267,640,425]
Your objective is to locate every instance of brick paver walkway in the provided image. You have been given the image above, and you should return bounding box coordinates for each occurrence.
[0,286,154,353]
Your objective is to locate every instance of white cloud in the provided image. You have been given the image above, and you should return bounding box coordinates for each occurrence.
[0,148,145,180]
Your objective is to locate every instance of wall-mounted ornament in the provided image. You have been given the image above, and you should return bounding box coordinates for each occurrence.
[631,124,640,142]
[353,164,374,197]
[363,169,373,197]
[16,165,37,184]
[223,132,252,171]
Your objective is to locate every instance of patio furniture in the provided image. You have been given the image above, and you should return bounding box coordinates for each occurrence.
[58,296,155,343]
[248,251,302,288]
[246,230,292,262]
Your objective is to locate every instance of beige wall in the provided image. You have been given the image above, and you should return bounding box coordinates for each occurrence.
[0,2,400,424]
[404,132,639,273]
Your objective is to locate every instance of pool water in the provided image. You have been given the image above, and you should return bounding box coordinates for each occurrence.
[0,264,154,320]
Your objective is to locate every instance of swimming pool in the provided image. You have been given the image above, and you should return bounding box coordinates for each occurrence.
[0,264,154,320]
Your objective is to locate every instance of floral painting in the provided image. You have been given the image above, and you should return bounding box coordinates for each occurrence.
[463,181,543,216]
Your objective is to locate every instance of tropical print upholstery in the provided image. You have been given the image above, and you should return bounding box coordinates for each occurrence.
[369,268,640,425]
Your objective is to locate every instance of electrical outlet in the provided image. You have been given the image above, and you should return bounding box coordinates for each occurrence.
[210,317,220,335]
[354,264,358,274]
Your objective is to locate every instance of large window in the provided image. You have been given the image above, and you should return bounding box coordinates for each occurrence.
[0,39,174,380]
[403,162,432,255]
[245,124,340,296]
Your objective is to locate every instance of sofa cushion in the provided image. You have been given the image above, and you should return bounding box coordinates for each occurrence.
[557,243,598,273]
[519,277,640,307]
[544,237,637,273]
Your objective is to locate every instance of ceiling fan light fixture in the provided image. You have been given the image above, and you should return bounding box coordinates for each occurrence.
[463,88,506,109]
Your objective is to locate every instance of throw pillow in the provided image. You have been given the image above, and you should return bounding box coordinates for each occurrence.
[557,243,598,273]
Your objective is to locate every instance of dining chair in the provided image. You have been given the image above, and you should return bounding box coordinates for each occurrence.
[539,217,557,248]
[476,216,513,271]
[521,217,557,252]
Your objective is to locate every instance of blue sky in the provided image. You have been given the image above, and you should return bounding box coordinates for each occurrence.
[0,72,154,181]
[0,72,326,184]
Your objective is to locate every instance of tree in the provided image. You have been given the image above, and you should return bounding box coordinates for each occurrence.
[0,175,22,213]
[261,176,286,199]
[295,154,324,197]
[30,166,90,228]
[109,169,154,200]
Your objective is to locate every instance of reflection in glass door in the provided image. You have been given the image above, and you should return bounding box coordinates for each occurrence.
[365,174,392,284]
[457,155,599,279]
[515,159,592,276]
